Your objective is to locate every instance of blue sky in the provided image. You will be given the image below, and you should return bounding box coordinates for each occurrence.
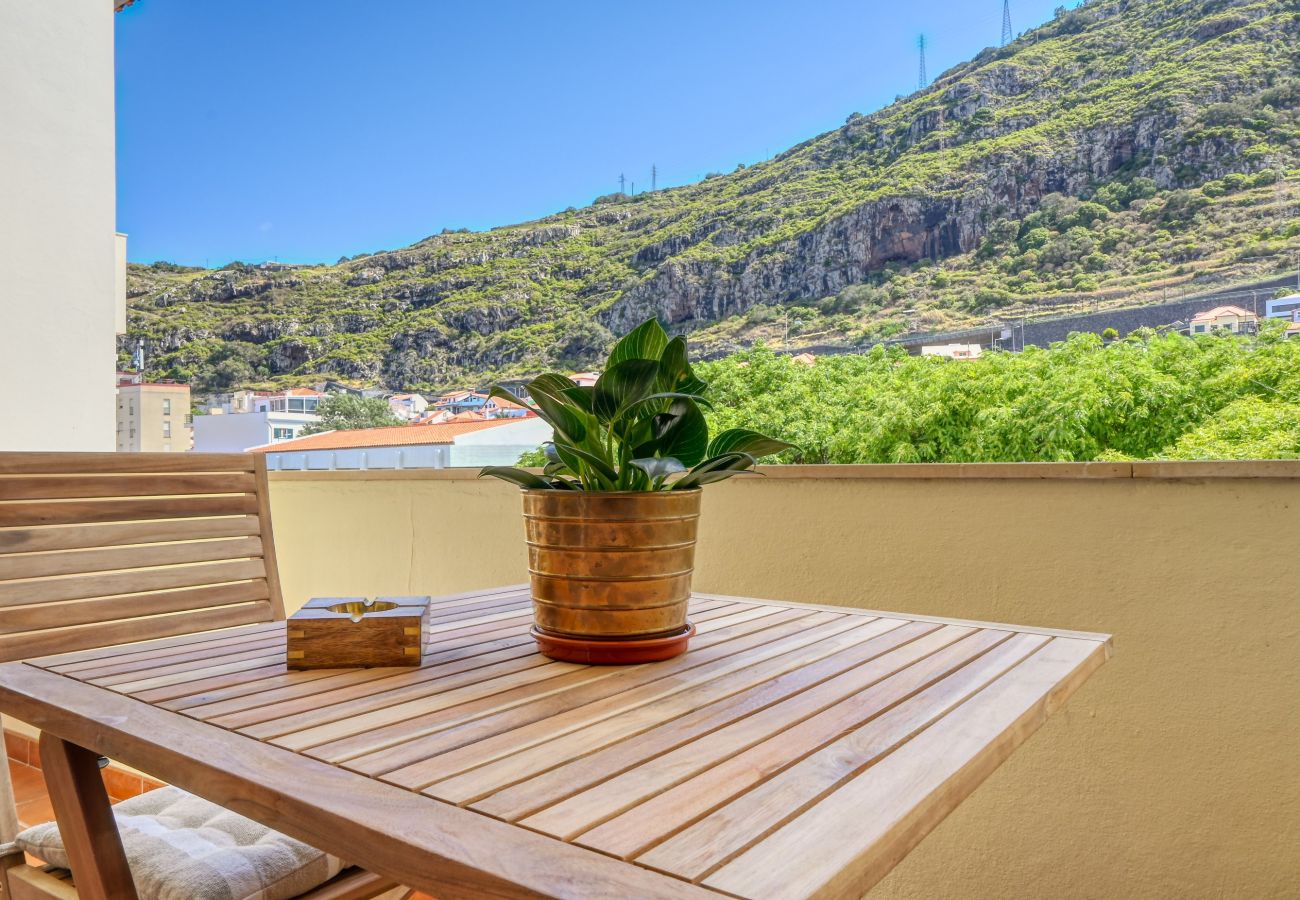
[115,0,1069,266]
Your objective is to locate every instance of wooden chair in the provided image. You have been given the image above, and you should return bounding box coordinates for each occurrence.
[0,452,407,900]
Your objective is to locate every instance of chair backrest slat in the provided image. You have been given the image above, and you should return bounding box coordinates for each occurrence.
[0,452,285,664]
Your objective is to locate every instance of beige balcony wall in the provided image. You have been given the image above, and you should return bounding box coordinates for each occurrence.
[269,462,1299,899]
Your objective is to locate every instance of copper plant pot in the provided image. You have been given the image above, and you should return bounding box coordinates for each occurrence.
[523,489,701,662]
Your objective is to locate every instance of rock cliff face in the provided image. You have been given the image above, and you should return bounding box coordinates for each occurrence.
[126,0,1299,390]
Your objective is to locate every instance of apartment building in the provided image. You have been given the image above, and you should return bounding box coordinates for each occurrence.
[116,379,192,452]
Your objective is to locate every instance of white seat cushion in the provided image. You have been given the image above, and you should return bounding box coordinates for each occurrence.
[15,786,344,900]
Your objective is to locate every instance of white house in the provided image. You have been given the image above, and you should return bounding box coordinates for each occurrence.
[1264,294,1300,320]
[388,392,429,421]
[193,409,322,452]
[251,418,553,471]
[253,388,325,414]
[432,390,489,415]
[193,387,328,451]
[1189,305,1256,335]
[921,343,983,360]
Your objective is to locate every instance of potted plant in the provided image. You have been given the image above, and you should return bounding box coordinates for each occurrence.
[481,318,795,664]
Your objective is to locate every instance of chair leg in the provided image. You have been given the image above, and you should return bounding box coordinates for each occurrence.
[0,844,25,900]
[37,736,137,900]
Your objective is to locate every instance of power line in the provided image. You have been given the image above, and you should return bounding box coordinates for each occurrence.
[618,173,625,195]
[1001,0,1013,45]
[651,164,657,192]
[917,34,927,89]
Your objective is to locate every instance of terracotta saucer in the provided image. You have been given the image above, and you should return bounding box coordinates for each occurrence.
[530,622,696,664]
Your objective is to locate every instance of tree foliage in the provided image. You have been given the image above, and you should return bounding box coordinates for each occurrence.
[700,328,1300,463]
[299,394,401,435]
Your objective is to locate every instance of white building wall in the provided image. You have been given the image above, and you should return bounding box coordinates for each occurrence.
[193,411,320,452]
[1264,295,1300,319]
[449,418,553,464]
[264,445,452,471]
[0,2,117,450]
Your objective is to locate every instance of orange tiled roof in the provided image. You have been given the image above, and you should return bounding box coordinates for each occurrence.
[1191,305,1253,321]
[447,410,487,422]
[248,419,513,453]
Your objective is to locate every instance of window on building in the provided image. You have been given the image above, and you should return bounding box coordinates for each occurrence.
[163,398,171,416]
[272,427,295,441]
[163,421,172,438]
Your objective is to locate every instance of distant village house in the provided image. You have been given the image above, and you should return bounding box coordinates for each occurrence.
[921,343,983,360]
[1189,306,1256,335]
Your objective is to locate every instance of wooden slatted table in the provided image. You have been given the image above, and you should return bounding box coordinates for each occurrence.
[0,585,1110,899]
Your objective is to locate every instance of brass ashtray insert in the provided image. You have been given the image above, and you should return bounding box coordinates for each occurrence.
[286,596,431,669]
[327,600,400,621]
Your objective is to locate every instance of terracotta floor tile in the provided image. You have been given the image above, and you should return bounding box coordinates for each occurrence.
[4,731,32,767]
[102,765,143,801]
[16,794,55,829]
[7,760,45,805]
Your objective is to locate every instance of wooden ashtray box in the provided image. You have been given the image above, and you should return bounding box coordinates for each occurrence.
[286,596,430,669]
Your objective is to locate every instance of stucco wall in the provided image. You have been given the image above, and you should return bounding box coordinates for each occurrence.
[0,2,117,451]
[268,462,1300,899]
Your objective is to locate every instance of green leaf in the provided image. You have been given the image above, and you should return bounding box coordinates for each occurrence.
[478,467,553,490]
[527,377,590,445]
[608,318,670,368]
[707,428,798,459]
[681,466,763,487]
[658,336,709,397]
[614,391,712,426]
[651,400,709,467]
[554,441,618,489]
[657,337,689,390]
[562,384,595,412]
[529,373,582,396]
[672,452,757,490]
[594,359,662,423]
[488,385,539,416]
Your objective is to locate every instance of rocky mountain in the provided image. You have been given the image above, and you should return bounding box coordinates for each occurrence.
[126,0,1299,391]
